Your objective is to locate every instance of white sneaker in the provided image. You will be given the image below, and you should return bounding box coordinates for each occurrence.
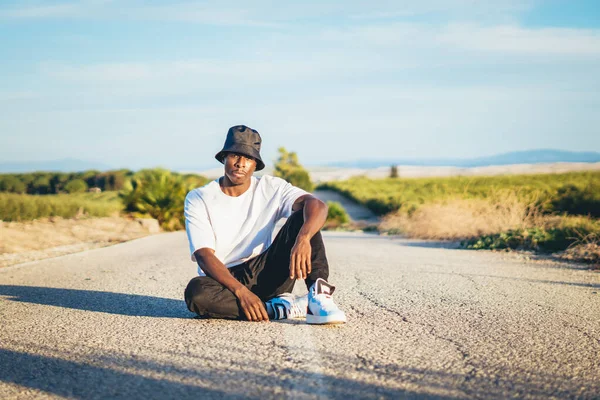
[306,278,347,325]
[265,293,308,320]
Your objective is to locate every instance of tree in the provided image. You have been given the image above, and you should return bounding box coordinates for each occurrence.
[82,170,101,189]
[65,179,89,193]
[0,175,27,194]
[274,147,314,192]
[51,173,70,193]
[32,176,51,194]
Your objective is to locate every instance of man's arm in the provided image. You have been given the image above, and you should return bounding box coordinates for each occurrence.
[289,194,328,280]
[195,248,269,322]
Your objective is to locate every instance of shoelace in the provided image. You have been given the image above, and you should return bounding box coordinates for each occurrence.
[289,303,305,317]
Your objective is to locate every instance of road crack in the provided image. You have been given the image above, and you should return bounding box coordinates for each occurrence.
[353,274,480,395]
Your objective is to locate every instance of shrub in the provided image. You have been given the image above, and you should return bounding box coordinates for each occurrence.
[284,169,313,192]
[64,179,88,193]
[550,183,600,218]
[0,175,27,194]
[120,169,196,231]
[462,216,600,253]
[274,147,314,192]
[326,201,350,225]
[182,173,210,189]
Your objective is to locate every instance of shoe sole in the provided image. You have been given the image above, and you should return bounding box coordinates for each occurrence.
[306,314,347,325]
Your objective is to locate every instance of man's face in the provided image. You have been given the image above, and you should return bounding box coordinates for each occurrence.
[223,152,257,185]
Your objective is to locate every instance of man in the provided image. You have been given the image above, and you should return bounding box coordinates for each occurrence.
[183,125,346,324]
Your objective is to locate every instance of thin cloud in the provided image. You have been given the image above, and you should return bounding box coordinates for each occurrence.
[0,0,535,26]
[37,54,383,87]
[440,25,600,56]
[0,0,113,19]
[319,23,600,57]
[0,3,77,18]
[347,0,535,20]
[0,0,282,27]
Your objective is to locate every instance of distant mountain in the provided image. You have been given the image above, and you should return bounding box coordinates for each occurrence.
[326,149,600,169]
[0,158,114,173]
[3,150,599,174]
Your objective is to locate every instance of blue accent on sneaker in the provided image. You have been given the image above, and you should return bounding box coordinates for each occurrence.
[307,278,347,325]
[265,293,308,320]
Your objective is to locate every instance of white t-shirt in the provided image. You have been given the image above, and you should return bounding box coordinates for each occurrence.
[184,174,309,276]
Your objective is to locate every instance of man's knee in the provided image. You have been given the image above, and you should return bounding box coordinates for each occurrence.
[184,277,215,314]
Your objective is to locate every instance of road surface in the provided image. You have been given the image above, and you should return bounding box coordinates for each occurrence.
[1,230,599,399]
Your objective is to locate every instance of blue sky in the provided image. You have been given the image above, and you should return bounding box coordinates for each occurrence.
[0,0,599,170]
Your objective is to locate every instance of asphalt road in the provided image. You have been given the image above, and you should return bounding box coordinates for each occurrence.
[1,230,599,399]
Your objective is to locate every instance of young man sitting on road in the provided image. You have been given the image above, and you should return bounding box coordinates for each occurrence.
[183,125,346,324]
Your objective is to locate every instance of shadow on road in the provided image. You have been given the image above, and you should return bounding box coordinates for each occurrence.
[0,347,456,399]
[0,285,189,318]
[1,343,591,399]
[0,348,228,399]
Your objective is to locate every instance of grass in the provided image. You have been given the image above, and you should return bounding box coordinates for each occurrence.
[0,192,124,222]
[319,171,600,263]
[318,171,600,217]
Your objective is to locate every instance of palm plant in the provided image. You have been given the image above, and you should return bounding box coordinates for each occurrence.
[120,168,196,231]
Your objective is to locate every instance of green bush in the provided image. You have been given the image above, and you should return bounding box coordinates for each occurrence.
[284,169,314,193]
[462,217,600,253]
[182,173,210,189]
[64,179,88,193]
[274,147,314,192]
[0,175,27,193]
[549,183,600,218]
[326,201,350,226]
[120,169,198,231]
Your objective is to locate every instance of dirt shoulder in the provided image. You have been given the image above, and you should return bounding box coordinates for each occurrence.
[0,216,159,268]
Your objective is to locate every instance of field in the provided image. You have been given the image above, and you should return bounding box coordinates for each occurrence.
[318,171,600,263]
[317,171,600,215]
[0,191,124,222]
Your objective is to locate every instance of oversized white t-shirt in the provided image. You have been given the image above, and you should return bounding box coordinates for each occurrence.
[184,175,309,276]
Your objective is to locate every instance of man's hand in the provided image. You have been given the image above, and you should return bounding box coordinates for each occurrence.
[234,286,269,322]
[290,236,312,280]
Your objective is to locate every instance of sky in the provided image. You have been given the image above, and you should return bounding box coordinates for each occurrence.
[0,0,599,170]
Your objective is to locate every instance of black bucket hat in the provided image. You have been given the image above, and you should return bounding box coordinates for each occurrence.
[215,125,265,171]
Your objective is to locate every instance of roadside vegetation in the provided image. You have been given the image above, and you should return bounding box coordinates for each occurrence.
[1,169,208,230]
[323,201,351,230]
[0,170,134,194]
[319,171,600,264]
[0,191,123,221]
[274,147,314,192]
[119,169,207,231]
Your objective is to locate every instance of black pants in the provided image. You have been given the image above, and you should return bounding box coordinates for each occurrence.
[184,210,329,319]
